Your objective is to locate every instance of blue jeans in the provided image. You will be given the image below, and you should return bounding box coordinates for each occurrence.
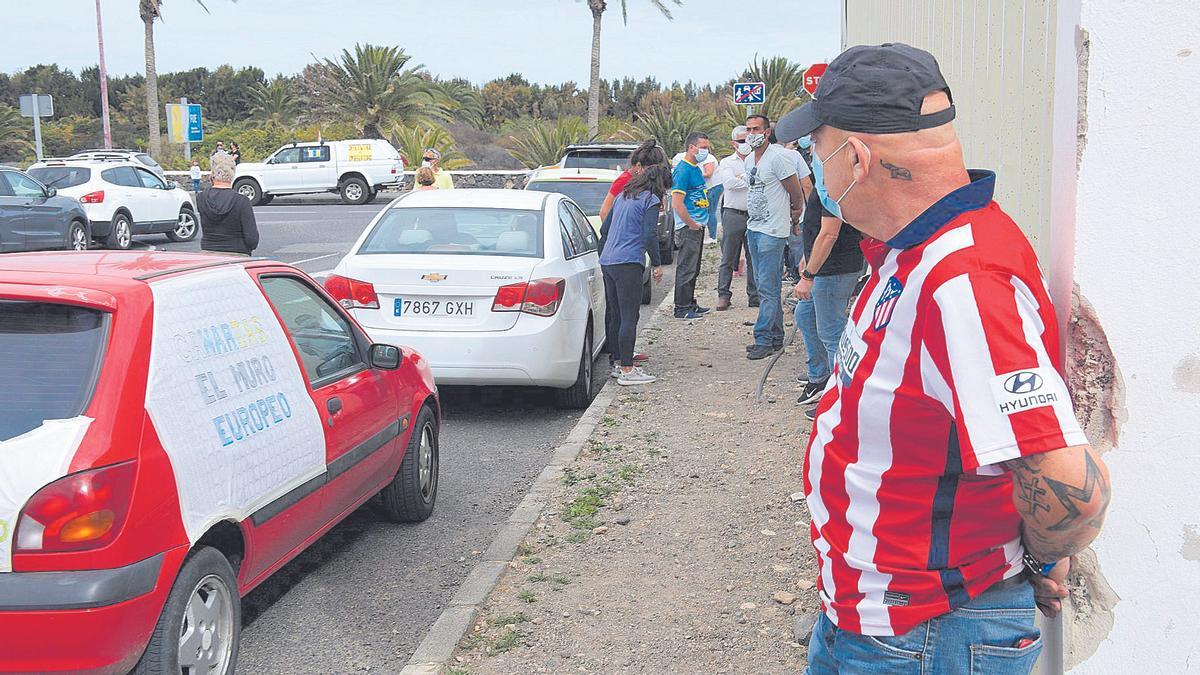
[794,271,860,382]
[747,230,786,346]
[193,179,201,192]
[705,185,723,239]
[806,580,1043,674]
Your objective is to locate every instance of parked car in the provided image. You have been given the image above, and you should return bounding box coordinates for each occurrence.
[0,251,440,674]
[233,139,405,206]
[325,188,605,408]
[27,157,198,250]
[69,149,166,180]
[525,167,653,304]
[557,142,641,171]
[0,165,90,252]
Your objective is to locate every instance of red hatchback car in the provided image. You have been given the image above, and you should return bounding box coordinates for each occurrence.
[0,252,441,674]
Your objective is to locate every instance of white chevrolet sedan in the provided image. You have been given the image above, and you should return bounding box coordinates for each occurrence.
[325,189,606,408]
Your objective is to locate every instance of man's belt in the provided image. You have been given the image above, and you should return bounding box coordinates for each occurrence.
[723,207,748,215]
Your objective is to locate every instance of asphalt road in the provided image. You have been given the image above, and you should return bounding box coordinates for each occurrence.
[151,198,675,672]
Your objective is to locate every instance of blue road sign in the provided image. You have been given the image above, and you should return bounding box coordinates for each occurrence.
[186,104,203,142]
[733,81,766,105]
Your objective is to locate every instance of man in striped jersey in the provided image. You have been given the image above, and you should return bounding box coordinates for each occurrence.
[774,43,1111,673]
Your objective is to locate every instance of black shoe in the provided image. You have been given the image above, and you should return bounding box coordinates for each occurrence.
[797,378,829,405]
[747,341,784,352]
[803,405,818,421]
[748,299,761,308]
[747,344,782,360]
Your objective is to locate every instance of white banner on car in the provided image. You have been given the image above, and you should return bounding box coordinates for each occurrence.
[145,267,326,542]
[0,417,93,572]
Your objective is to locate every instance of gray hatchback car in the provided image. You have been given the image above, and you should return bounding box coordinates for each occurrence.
[0,166,90,252]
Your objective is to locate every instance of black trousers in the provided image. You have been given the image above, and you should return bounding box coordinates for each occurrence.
[602,263,644,367]
[673,226,704,314]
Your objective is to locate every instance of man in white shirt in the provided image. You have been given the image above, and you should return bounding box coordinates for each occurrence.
[672,147,719,241]
[743,114,807,360]
[714,126,758,310]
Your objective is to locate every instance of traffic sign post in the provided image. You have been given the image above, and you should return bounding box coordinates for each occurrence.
[733,81,766,106]
[166,98,204,161]
[803,64,828,97]
[19,94,54,160]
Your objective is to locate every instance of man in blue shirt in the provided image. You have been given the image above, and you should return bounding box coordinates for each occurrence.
[671,132,712,319]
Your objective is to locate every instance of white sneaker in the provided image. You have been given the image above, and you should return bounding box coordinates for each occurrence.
[610,363,623,379]
[617,367,657,386]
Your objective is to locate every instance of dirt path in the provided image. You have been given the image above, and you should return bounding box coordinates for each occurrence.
[451,254,820,674]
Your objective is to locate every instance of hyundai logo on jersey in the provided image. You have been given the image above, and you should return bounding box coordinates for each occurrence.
[1004,371,1044,395]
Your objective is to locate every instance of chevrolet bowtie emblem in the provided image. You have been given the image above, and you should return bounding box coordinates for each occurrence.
[421,273,447,282]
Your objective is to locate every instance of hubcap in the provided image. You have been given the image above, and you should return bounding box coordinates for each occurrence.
[117,221,131,248]
[178,574,233,674]
[345,183,363,201]
[237,185,256,200]
[71,227,87,250]
[176,212,196,237]
[418,423,435,499]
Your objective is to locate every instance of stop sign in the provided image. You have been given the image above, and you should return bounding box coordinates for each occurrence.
[803,63,828,97]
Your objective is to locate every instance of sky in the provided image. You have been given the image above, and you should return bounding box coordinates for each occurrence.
[1,0,841,86]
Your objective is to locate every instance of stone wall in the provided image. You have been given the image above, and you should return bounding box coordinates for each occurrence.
[404,171,529,190]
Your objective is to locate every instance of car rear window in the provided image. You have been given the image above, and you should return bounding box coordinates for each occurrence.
[562,150,630,171]
[28,166,92,189]
[526,180,612,216]
[0,301,108,441]
[359,207,544,258]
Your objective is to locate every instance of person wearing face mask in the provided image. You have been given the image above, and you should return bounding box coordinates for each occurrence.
[713,125,758,310]
[672,143,719,242]
[774,43,1109,673]
[670,132,713,320]
[421,148,455,189]
[742,114,807,360]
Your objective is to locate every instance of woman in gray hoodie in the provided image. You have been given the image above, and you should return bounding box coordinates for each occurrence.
[197,154,258,256]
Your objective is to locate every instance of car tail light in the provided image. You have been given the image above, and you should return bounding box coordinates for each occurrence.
[324,274,380,310]
[80,190,105,204]
[14,461,136,553]
[491,278,565,317]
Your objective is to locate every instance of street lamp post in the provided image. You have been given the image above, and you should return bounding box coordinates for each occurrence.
[95,0,113,149]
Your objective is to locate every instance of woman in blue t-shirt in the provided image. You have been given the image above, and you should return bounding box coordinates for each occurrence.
[599,163,669,385]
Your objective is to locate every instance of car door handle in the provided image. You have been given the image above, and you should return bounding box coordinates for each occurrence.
[327,397,343,414]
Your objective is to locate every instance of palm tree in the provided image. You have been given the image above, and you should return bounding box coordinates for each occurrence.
[584,0,681,138]
[630,106,721,158]
[248,77,301,126]
[390,125,471,171]
[438,79,485,128]
[504,117,592,169]
[139,1,236,159]
[0,104,31,160]
[725,55,810,128]
[308,44,455,139]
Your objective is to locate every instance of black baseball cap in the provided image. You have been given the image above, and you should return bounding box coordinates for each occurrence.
[775,43,955,143]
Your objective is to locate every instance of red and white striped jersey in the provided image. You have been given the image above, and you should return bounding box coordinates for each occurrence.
[804,171,1087,636]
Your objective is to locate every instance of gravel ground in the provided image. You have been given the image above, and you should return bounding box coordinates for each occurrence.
[450,254,821,674]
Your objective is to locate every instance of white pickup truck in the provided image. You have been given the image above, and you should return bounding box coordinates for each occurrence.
[233,139,405,205]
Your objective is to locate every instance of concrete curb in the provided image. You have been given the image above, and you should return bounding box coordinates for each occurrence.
[399,291,675,675]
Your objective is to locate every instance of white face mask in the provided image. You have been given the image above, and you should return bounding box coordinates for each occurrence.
[746,133,766,149]
[736,141,751,156]
[421,161,432,168]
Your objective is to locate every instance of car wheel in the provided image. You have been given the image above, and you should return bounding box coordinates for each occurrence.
[339,177,369,205]
[168,207,199,242]
[641,274,653,305]
[66,220,89,251]
[132,546,240,675]
[233,179,262,206]
[556,328,596,409]
[379,405,439,523]
[106,213,133,250]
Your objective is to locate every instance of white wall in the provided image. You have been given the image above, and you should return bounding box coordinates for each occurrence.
[1072,1,1200,672]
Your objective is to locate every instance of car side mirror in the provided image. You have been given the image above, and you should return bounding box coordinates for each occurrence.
[45,187,57,198]
[370,343,402,370]
[165,181,177,190]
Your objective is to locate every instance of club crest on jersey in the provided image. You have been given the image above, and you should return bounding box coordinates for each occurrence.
[872,277,904,331]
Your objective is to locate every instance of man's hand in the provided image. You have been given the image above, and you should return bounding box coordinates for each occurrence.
[686,219,702,231]
[793,276,813,301]
[652,266,663,283]
[1031,557,1071,618]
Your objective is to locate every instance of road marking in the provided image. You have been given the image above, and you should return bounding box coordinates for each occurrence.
[292,253,340,265]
